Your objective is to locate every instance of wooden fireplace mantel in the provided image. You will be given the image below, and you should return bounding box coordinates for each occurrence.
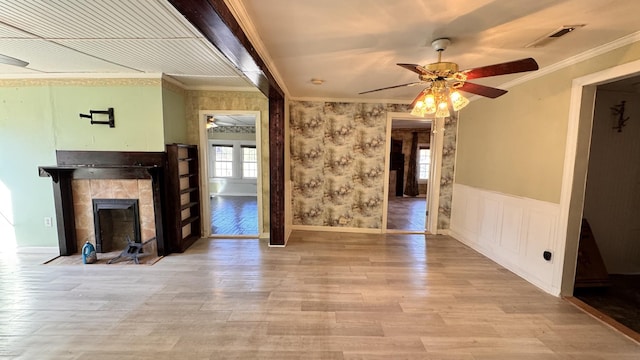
[39,151,167,256]
[39,165,160,182]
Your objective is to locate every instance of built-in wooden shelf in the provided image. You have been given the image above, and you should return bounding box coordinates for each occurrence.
[165,144,201,253]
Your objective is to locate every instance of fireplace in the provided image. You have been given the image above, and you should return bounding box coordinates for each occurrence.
[93,199,141,253]
[39,150,167,256]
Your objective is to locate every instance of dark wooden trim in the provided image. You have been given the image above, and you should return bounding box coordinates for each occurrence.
[168,0,282,97]
[51,172,76,255]
[40,165,160,180]
[269,87,285,246]
[150,167,167,256]
[56,150,165,167]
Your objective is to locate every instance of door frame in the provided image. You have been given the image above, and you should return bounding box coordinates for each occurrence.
[382,112,443,233]
[197,110,264,237]
[558,59,640,295]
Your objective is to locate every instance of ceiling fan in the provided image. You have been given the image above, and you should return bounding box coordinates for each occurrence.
[359,38,539,117]
[0,54,29,67]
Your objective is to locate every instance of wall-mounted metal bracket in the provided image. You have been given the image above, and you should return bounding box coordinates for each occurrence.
[79,108,115,128]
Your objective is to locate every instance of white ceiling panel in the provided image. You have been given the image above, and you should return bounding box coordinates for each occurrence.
[0,39,137,73]
[0,0,197,39]
[0,23,35,38]
[0,0,251,89]
[58,38,243,76]
[168,75,254,88]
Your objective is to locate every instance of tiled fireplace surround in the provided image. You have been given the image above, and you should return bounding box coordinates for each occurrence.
[72,179,156,255]
[39,150,167,256]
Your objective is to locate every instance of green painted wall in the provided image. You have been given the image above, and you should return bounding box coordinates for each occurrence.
[0,86,57,248]
[455,41,640,203]
[53,85,164,151]
[0,79,170,248]
[162,85,188,145]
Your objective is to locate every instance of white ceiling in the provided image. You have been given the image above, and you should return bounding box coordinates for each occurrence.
[2,0,640,103]
[208,114,256,127]
[0,0,252,88]
[230,0,640,102]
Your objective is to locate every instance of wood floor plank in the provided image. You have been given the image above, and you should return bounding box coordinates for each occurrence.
[1,231,637,359]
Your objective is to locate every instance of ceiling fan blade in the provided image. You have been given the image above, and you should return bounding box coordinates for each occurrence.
[410,90,428,108]
[463,58,538,80]
[397,63,428,75]
[0,53,29,67]
[458,82,507,98]
[359,81,422,95]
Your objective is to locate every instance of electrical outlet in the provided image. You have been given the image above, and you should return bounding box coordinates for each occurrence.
[44,217,53,227]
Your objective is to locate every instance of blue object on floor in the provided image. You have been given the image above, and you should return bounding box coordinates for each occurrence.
[82,241,97,264]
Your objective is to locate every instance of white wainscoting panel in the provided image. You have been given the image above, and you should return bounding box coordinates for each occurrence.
[450,184,561,295]
[499,202,523,255]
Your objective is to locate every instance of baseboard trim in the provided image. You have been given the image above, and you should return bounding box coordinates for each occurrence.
[291,225,382,234]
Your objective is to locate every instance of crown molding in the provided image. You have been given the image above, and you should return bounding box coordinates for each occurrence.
[185,85,261,92]
[500,31,640,90]
[0,72,163,80]
[291,96,411,105]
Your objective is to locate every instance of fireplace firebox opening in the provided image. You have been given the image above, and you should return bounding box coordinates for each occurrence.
[92,199,141,253]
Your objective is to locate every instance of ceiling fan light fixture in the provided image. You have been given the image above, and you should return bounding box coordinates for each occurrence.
[435,101,450,118]
[450,90,469,111]
[411,90,437,117]
[411,86,469,118]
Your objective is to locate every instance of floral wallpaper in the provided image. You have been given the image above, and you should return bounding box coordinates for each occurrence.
[290,100,457,231]
[209,125,256,134]
[438,113,458,230]
[290,101,405,228]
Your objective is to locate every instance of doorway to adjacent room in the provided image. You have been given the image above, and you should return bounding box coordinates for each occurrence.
[199,111,263,237]
[383,113,439,233]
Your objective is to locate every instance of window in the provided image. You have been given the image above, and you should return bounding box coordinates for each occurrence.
[242,146,257,178]
[418,146,430,180]
[209,141,258,179]
[213,145,233,177]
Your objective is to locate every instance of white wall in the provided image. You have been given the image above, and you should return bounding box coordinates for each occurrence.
[583,89,640,274]
[450,184,561,295]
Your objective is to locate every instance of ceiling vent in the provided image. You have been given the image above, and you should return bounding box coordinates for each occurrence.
[525,25,585,48]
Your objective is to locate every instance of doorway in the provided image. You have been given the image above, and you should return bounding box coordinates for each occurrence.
[383,113,440,233]
[198,110,263,237]
[571,78,640,336]
[558,59,640,343]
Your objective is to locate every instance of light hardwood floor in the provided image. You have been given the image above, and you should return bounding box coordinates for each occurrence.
[1,231,638,359]
[210,195,258,236]
[386,196,426,231]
